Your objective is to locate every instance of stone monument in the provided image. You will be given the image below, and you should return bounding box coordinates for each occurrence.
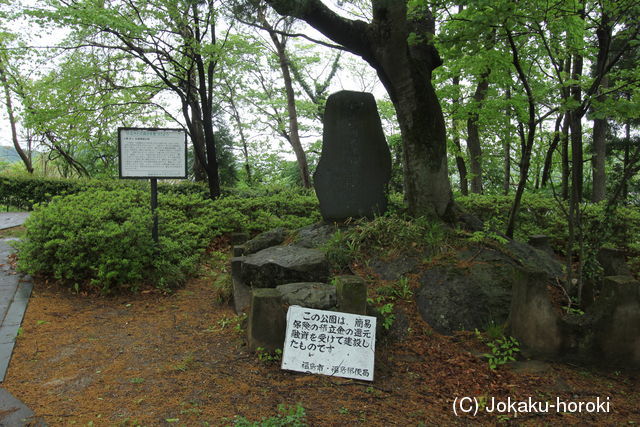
[314,91,392,222]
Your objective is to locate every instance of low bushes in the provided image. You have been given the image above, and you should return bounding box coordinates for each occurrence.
[457,194,640,253]
[17,186,319,293]
[0,174,209,210]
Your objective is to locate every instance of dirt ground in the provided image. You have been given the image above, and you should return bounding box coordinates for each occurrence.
[4,241,639,426]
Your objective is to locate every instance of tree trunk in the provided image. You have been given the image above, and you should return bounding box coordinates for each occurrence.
[591,113,607,202]
[541,113,564,188]
[451,76,468,196]
[0,60,33,174]
[505,27,536,239]
[591,12,612,203]
[261,11,312,188]
[266,0,454,220]
[503,86,512,195]
[466,73,489,194]
[569,55,584,202]
[560,115,570,199]
[274,40,311,188]
[622,120,630,201]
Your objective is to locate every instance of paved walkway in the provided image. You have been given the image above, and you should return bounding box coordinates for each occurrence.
[0,213,29,231]
[0,213,40,425]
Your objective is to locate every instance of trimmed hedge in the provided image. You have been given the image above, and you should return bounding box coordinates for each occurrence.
[16,186,320,293]
[0,175,210,210]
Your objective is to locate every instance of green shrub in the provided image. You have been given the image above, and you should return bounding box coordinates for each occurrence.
[457,194,640,254]
[17,188,156,292]
[0,174,210,211]
[16,185,320,293]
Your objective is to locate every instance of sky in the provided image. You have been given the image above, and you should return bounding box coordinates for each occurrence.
[0,1,388,161]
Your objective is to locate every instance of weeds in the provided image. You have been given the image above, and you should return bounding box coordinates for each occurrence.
[230,403,307,426]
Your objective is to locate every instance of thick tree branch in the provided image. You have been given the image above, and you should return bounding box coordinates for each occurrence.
[264,0,372,58]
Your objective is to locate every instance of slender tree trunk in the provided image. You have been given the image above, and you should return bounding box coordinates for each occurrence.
[591,112,607,202]
[591,19,611,203]
[503,86,512,195]
[0,60,33,174]
[227,90,252,183]
[190,115,208,182]
[451,76,468,195]
[274,39,311,188]
[505,27,537,238]
[561,115,570,199]
[541,113,564,188]
[622,120,630,201]
[467,72,489,194]
[260,10,311,188]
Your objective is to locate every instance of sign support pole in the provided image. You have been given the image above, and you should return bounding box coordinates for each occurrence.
[151,178,158,243]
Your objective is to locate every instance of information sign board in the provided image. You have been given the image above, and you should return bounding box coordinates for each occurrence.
[281,306,376,381]
[118,128,187,178]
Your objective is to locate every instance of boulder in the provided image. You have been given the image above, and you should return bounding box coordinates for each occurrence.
[243,227,288,255]
[276,282,336,310]
[505,240,563,280]
[527,235,555,257]
[314,91,391,222]
[240,246,329,288]
[416,246,524,335]
[293,223,340,248]
[369,256,420,281]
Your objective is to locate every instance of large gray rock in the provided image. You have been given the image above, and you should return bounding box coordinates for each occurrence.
[292,223,340,248]
[314,91,391,222]
[243,227,288,255]
[416,246,524,335]
[276,282,336,310]
[240,246,329,288]
[505,240,563,280]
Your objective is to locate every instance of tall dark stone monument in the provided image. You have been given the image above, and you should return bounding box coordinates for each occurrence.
[314,91,392,222]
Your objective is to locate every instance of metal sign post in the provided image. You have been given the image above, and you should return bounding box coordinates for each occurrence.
[118,127,187,243]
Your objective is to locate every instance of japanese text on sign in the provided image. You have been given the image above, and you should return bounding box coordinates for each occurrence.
[119,128,186,178]
[281,306,376,381]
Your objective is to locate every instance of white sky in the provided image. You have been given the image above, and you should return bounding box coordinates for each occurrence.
[0,1,389,160]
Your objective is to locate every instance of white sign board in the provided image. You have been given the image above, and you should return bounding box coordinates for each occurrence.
[118,128,187,178]
[281,306,376,381]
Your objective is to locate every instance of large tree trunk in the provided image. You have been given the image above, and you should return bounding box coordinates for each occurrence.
[467,73,489,194]
[266,0,454,219]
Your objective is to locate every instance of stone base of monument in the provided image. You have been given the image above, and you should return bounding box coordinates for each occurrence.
[509,272,640,368]
[246,276,368,352]
[233,226,373,352]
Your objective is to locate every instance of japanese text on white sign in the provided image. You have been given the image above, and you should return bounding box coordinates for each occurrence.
[119,128,186,178]
[281,306,376,381]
